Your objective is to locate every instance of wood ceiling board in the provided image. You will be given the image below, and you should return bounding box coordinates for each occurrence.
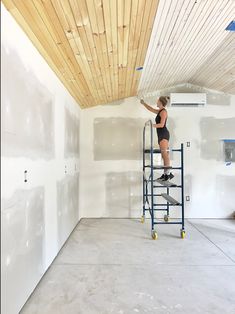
[3,0,90,106]
[131,0,159,96]
[75,0,108,103]
[49,0,98,103]
[33,0,94,104]
[9,0,93,107]
[138,0,235,96]
[126,0,159,97]
[124,0,138,97]
[109,0,119,100]
[2,0,81,105]
[147,0,219,90]
[2,0,159,108]
[181,3,233,83]
[138,0,196,94]
[189,33,235,93]
[51,0,101,103]
[102,0,115,99]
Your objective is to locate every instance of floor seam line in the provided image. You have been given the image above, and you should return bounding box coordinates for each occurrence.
[188,220,235,264]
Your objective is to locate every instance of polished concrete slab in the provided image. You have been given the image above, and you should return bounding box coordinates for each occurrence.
[21,219,235,314]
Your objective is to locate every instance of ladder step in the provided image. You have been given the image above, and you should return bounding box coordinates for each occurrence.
[161,193,180,205]
[155,179,177,187]
[153,185,181,188]
[154,221,183,225]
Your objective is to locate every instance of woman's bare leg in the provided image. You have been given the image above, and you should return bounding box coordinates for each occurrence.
[159,139,170,168]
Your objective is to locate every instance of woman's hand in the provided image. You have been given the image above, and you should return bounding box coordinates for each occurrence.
[141,99,159,114]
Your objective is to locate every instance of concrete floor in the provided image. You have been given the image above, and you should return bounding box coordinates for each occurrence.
[21,219,235,314]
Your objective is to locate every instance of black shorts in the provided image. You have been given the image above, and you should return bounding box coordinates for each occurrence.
[157,129,170,144]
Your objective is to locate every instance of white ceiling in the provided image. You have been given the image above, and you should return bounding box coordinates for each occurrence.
[138,0,235,96]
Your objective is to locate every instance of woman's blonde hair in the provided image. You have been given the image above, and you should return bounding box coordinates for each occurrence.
[159,96,170,107]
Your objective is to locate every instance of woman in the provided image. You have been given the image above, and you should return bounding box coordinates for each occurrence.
[140,96,174,181]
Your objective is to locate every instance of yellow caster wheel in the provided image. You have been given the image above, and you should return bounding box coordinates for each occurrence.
[181,229,186,239]
[152,231,158,240]
[164,215,169,222]
[141,215,145,223]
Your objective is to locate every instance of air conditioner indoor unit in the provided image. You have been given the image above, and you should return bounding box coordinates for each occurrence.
[170,93,207,106]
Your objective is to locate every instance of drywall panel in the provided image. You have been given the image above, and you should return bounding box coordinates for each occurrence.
[57,174,79,248]
[94,118,146,160]
[216,175,235,218]
[1,187,45,314]
[184,174,193,198]
[206,93,231,107]
[1,46,54,159]
[200,117,235,160]
[105,172,142,217]
[1,5,81,314]
[64,108,80,158]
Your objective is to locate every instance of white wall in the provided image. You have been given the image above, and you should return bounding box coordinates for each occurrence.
[1,5,80,314]
[80,95,235,219]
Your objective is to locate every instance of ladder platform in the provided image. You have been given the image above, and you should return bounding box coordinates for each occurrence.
[155,179,177,187]
[161,193,180,205]
[144,165,181,170]
[154,221,183,225]
[153,185,181,188]
[144,149,161,153]
[144,165,170,169]
[144,149,182,153]
[153,203,181,206]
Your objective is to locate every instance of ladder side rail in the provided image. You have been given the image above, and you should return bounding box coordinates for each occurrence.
[181,143,185,230]
[149,120,155,233]
[142,125,146,217]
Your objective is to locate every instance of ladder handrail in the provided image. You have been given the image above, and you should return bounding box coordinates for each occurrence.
[143,120,154,231]
[143,119,153,156]
[144,119,153,127]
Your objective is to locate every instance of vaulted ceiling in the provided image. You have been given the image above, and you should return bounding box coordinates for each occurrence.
[2,0,235,108]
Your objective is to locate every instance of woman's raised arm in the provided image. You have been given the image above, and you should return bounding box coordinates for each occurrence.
[140,99,159,114]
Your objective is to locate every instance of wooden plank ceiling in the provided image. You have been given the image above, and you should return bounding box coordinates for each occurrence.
[138,0,235,97]
[2,0,159,108]
[190,33,235,93]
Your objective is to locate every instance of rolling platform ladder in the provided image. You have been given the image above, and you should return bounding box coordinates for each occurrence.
[142,120,185,239]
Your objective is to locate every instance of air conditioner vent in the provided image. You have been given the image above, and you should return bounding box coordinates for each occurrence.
[170,93,206,107]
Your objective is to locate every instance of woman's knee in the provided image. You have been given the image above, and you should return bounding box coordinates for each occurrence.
[159,145,168,153]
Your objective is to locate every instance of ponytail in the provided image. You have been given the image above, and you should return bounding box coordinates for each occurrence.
[159,96,170,107]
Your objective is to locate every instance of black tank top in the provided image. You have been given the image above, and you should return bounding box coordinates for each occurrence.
[155,108,168,130]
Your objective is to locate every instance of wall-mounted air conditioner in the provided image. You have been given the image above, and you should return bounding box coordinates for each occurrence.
[170,93,207,106]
